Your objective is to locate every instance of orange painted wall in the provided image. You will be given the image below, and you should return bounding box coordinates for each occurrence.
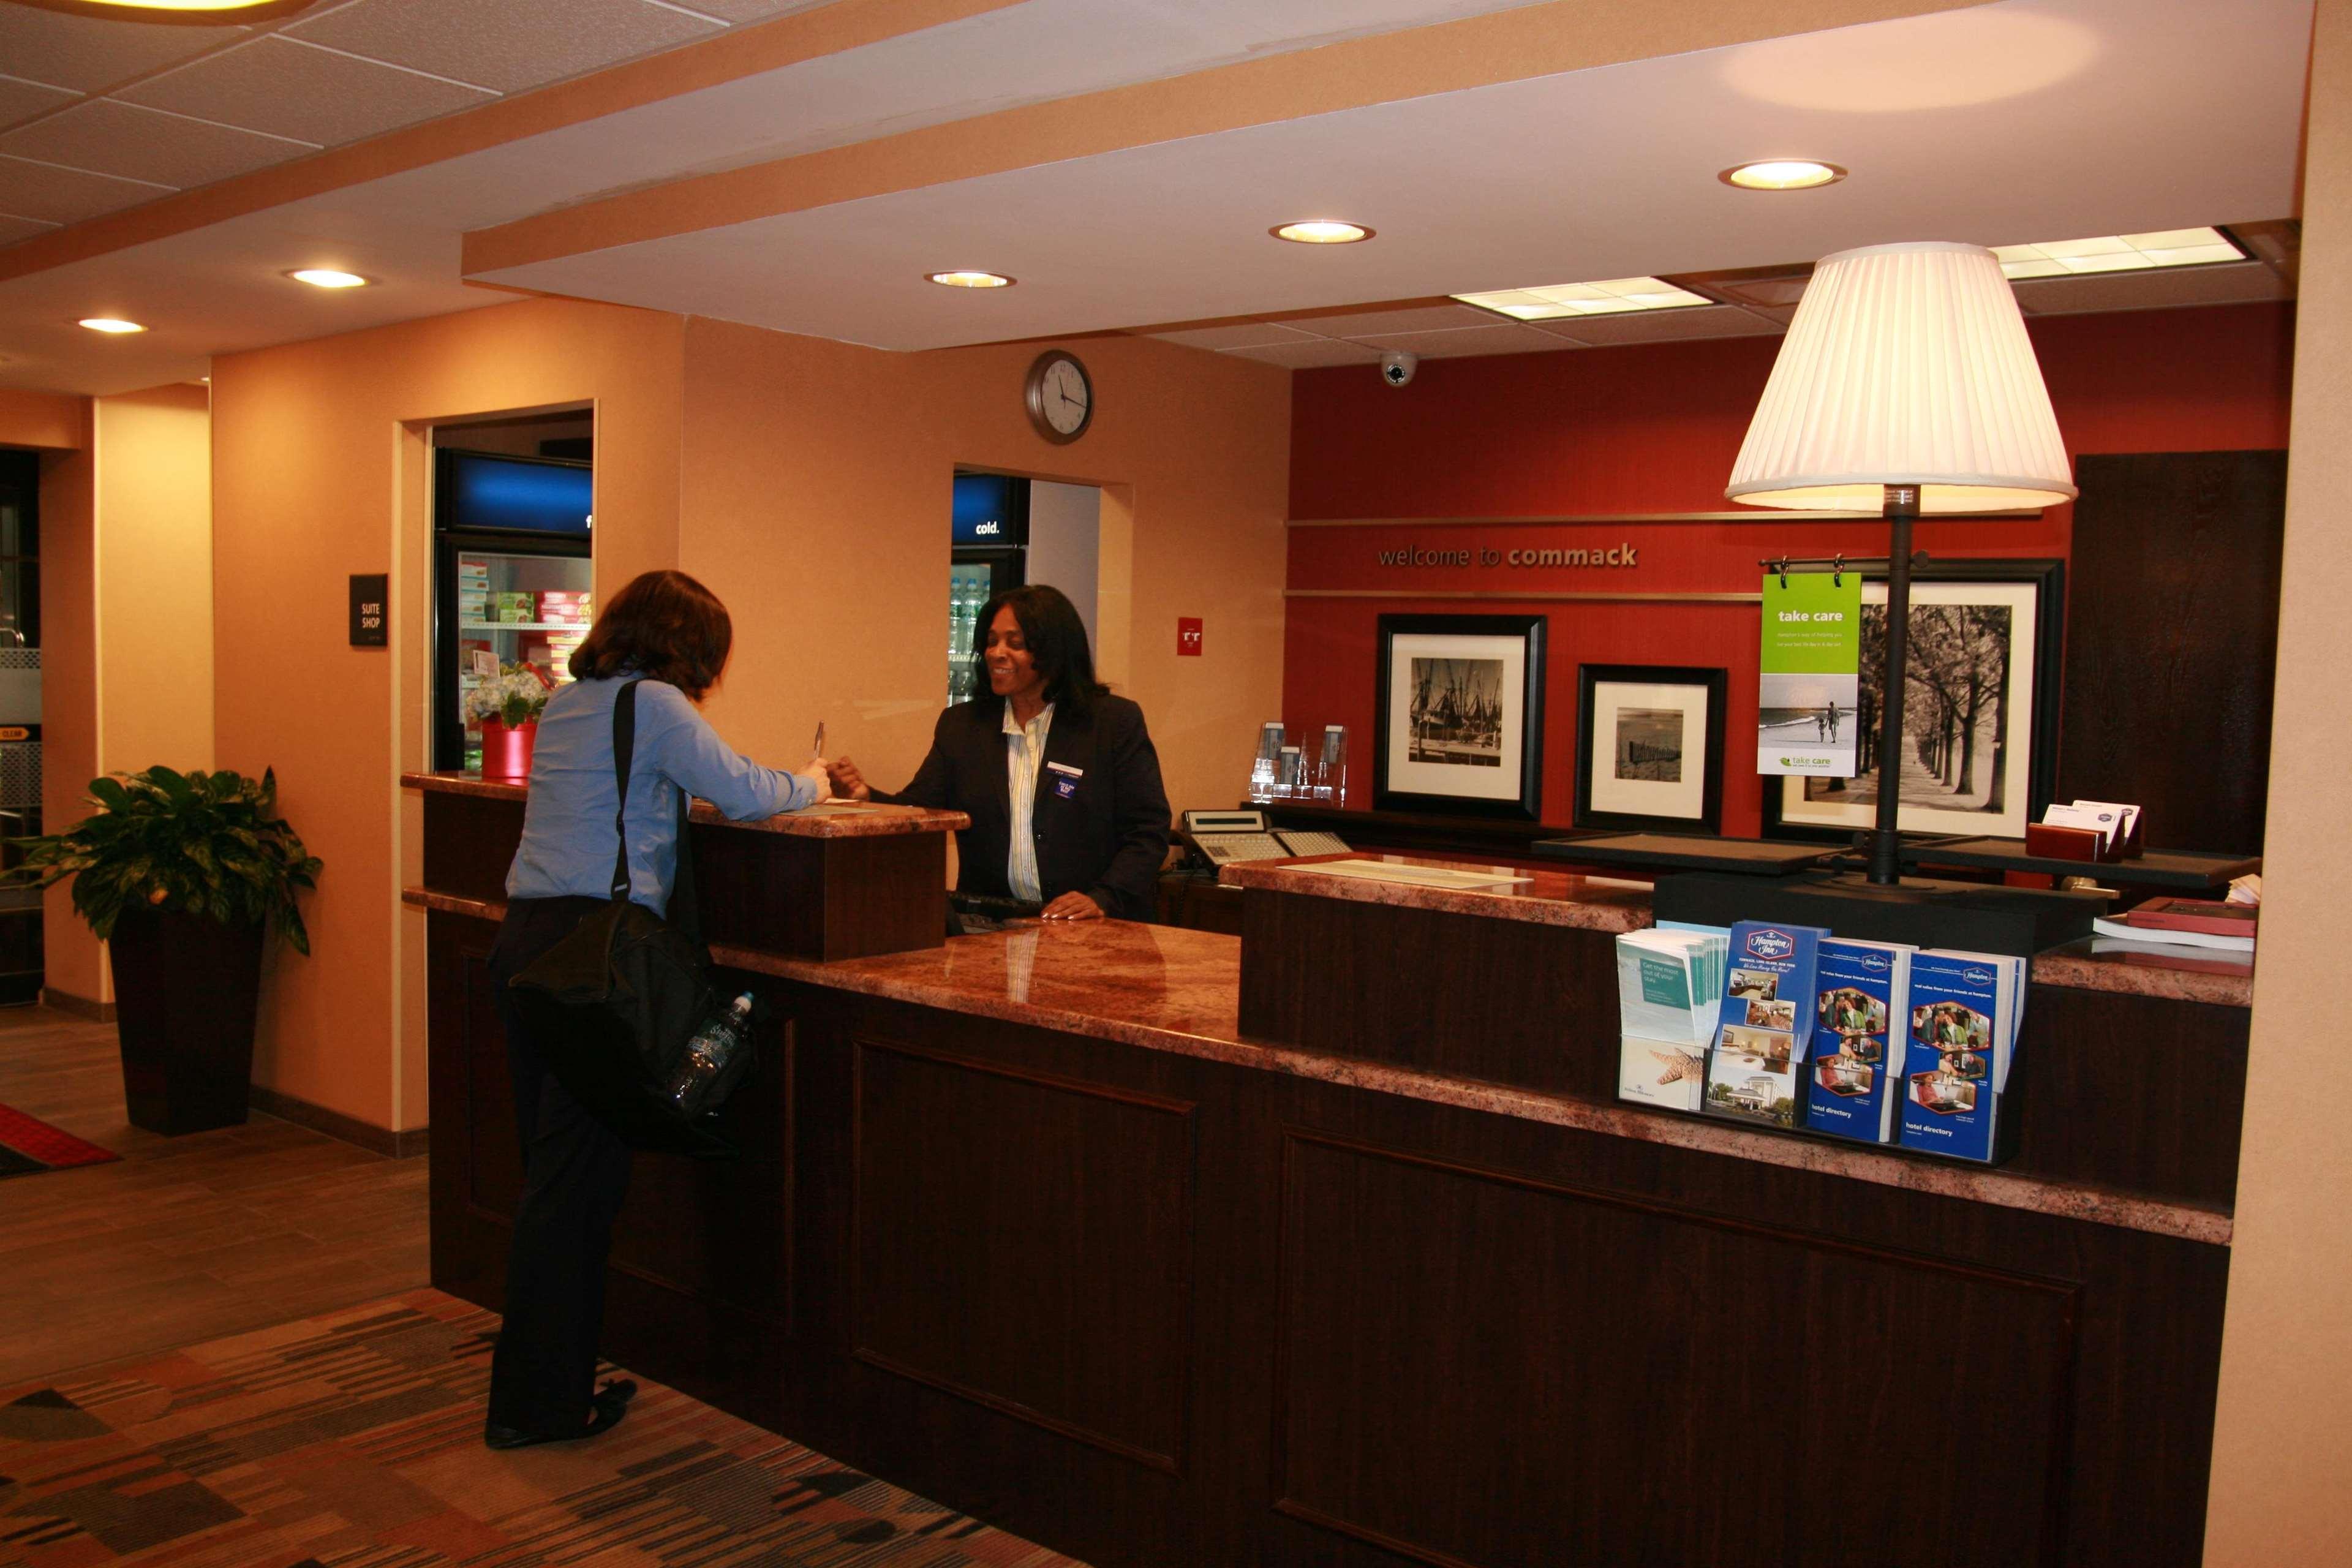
[0,391,83,452]
[211,298,688,1131]
[97,385,215,779]
[207,298,1285,1133]
[683,318,1291,815]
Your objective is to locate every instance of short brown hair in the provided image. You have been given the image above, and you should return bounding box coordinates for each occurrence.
[568,570,733,700]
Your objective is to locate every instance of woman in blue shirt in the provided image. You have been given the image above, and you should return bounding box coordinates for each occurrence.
[484,569,826,1449]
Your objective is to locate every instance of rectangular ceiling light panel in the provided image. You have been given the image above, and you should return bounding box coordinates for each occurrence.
[1993,227,2245,279]
[1452,276,1712,321]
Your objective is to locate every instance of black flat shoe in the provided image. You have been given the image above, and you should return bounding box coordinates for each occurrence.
[484,1379,638,1450]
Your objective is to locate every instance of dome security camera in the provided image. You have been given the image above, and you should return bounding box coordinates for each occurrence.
[1379,350,1419,388]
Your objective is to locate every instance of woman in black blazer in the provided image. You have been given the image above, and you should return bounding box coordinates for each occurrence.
[828,584,1170,921]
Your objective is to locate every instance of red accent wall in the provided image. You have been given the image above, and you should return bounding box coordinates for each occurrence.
[1283,303,2295,834]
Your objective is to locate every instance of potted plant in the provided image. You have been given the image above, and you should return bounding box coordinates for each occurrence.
[4,766,322,1135]
[467,662,556,778]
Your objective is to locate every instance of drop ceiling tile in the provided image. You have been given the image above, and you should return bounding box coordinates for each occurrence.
[286,0,722,94]
[0,213,60,247]
[121,37,496,149]
[0,75,78,133]
[1223,338,1386,369]
[0,8,248,94]
[1277,303,1493,337]
[0,154,170,224]
[2010,260,2291,315]
[0,100,312,191]
[1343,324,1574,358]
[1152,322,1321,351]
[1528,306,1782,345]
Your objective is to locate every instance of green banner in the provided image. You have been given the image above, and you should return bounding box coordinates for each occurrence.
[1758,573,1862,776]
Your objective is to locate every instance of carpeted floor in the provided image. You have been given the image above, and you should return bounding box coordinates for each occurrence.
[0,1102,121,1183]
[0,1287,1087,1568]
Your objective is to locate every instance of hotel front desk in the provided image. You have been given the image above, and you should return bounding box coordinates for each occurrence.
[407,772,2244,1568]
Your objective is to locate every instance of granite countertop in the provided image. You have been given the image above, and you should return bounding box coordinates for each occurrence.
[1221,855,2254,1009]
[400,771,968,838]
[1219,854,1654,932]
[403,885,2231,1246]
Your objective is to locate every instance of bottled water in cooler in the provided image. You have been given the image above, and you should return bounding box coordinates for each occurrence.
[665,992,755,1114]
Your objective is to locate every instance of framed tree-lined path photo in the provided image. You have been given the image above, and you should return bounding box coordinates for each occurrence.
[1373,613,1547,820]
[1762,559,2064,842]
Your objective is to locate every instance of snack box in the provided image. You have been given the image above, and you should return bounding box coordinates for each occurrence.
[494,590,537,623]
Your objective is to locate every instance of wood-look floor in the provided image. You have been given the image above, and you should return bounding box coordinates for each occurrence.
[0,1005,429,1386]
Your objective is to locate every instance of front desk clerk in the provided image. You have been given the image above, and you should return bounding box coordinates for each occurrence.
[829,584,1170,921]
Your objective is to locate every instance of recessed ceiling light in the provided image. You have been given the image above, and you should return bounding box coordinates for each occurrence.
[1453,277,1712,322]
[78,317,146,334]
[1272,221,1373,244]
[287,268,370,289]
[1994,226,2247,279]
[1721,159,1847,191]
[30,1,318,18]
[927,270,1014,288]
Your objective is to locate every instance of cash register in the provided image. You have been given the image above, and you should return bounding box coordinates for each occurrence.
[1178,810,1350,867]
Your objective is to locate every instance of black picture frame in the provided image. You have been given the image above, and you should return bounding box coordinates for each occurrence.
[1373,613,1547,821]
[1574,664,1727,835]
[1760,558,2065,843]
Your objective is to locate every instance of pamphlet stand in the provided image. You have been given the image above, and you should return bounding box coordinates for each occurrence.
[1651,868,2103,962]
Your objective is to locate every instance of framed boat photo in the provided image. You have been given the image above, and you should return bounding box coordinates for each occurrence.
[1372,613,1547,821]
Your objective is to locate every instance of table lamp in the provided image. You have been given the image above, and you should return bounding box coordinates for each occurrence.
[1727,240,2076,884]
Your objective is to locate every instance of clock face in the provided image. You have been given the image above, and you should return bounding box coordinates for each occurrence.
[1027,352,1091,442]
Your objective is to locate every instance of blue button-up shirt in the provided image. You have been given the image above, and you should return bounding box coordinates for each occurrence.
[505,675,816,917]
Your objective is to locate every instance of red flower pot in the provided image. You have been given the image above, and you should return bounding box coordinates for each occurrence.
[480,717,538,780]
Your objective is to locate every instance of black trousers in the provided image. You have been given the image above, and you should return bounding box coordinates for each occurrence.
[485,895,633,1434]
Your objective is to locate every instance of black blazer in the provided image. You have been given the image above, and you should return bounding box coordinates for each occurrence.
[874,693,1172,921]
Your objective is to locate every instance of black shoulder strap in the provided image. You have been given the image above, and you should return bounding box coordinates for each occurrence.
[609,679,642,902]
[606,676,703,940]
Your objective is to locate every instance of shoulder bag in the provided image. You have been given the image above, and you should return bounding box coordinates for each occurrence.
[506,679,752,1157]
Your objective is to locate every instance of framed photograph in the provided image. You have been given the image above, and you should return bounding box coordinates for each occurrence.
[1762,559,2064,843]
[1574,664,1727,835]
[1373,613,1546,820]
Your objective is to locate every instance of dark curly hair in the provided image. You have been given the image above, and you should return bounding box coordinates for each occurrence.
[568,569,733,701]
[970,583,1106,722]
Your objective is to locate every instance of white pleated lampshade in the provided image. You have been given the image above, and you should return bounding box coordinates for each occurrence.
[1726,240,2076,513]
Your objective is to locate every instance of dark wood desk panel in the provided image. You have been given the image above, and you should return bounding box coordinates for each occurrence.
[1239,888,1623,1099]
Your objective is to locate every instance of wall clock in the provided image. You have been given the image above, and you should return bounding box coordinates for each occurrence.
[1025,350,1093,444]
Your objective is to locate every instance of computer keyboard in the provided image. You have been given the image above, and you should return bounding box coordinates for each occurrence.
[1198,834,1292,864]
[1278,830,1351,856]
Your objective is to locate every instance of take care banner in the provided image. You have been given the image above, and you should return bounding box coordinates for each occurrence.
[1757,572,1861,777]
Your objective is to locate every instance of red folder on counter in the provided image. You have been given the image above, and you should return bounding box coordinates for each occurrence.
[2120,897,2256,938]
[2007,823,2103,888]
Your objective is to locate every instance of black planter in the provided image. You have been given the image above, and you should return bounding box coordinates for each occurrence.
[108,905,266,1136]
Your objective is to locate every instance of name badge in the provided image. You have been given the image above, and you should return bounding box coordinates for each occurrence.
[1046,762,1083,777]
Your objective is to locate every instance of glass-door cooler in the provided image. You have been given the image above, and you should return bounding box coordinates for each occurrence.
[432,450,593,772]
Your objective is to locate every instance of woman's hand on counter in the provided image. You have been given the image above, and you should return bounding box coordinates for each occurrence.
[1040,891,1104,921]
[826,755,873,801]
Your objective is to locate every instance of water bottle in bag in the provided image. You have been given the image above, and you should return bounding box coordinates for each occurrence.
[665,992,755,1115]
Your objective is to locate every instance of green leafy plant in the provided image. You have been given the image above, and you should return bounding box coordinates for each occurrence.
[3,766,323,954]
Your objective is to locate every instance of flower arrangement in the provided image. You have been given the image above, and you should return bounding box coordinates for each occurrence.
[464,662,556,727]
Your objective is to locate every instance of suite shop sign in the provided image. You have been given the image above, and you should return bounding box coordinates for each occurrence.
[1374,541,1643,569]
